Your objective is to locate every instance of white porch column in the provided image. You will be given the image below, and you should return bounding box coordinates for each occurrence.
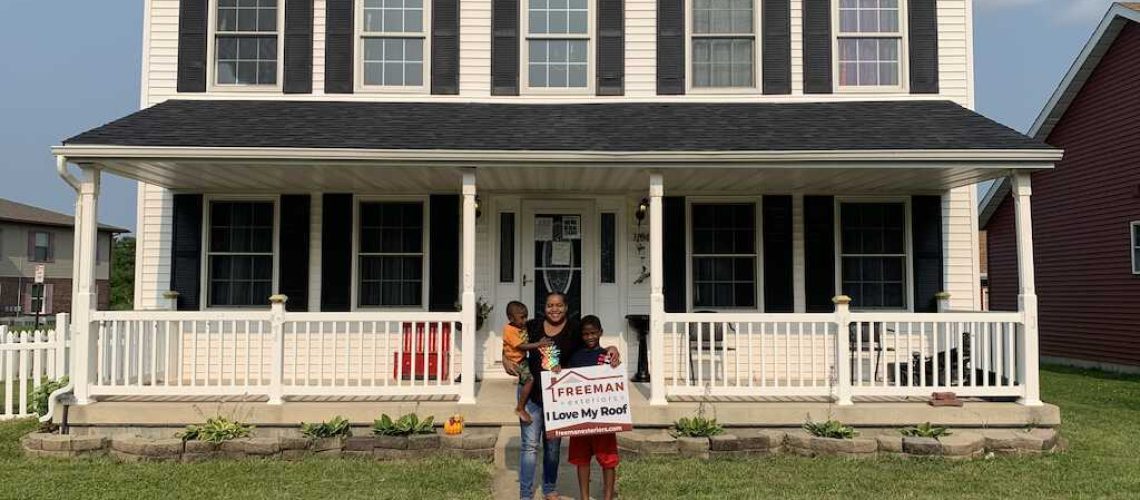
[459,170,478,405]
[71,165,101,405]
[1012,172,1043,406]
[833,295,853,406]
[648,174,667,406]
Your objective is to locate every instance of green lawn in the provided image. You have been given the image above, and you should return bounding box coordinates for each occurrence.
[0,420,492,500]
[1,365,1137,499]
[620,365,1140,499]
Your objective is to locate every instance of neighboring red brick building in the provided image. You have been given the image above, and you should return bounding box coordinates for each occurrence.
[981,3,1140,373]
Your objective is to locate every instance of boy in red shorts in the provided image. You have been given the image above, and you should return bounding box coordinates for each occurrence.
[566,315,619,500]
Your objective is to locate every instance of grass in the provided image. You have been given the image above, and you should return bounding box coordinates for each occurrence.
[1,365,1137,499]
[619,365,1140,499]
[0,420,492,500]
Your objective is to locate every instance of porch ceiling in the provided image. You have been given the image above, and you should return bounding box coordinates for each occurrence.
[86,158,1038,194]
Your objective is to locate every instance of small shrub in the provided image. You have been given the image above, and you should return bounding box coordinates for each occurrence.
[372,413,435,436]
[29,376,69,417]
[803,419,858,440]
[670,416,725,438]
[900,422,952,438]
[301,416,352,439]
[179,416,254,443]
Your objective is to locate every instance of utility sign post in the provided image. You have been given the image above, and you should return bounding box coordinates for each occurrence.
[32,264,46,329]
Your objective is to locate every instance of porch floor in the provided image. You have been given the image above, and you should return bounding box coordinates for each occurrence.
[63,380,1060,430]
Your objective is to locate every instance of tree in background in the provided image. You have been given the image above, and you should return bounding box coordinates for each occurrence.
[110,237,135,310]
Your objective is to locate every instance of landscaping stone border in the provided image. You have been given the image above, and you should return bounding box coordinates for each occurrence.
[21,430,497,463]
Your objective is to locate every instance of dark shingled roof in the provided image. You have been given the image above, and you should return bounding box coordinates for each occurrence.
[64,100,1052,152]
[0,198,128,233]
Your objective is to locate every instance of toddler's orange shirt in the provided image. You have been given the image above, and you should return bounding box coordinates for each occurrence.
[502,323,526,364]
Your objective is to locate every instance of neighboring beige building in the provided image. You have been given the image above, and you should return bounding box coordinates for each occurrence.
[0,198,126,316]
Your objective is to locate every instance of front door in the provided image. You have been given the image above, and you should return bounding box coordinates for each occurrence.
[521,201,594,322]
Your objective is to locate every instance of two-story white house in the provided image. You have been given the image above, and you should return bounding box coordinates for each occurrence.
[50,0,1060,425]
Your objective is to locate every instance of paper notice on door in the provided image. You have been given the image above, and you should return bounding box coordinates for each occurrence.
[551,241,573,266]
[535,217,554,241]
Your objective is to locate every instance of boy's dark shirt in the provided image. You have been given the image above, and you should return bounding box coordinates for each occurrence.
[568,346,609,369]
[525,317,583,405]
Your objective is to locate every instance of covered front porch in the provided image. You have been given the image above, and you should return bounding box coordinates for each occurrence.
[51,100,1060,420]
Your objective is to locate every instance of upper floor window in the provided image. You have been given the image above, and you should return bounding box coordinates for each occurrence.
[207,200,276,307]
[837,0,902,89]
[28,231,53,263]
[214,0,282,86]
[361,0,428,88]
[524,0,591,90]
[840,202,908,310]
[690,203,757,309]
[690,0,757,89]
[1131,221,1139,275]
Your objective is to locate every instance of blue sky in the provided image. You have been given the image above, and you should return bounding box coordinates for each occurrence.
[0,0,1124,232]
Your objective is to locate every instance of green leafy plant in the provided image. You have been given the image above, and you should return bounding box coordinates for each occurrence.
[900,422,952,438]
[803,419,858,440]
[372,413,435,436]
[29,376,69,417]
[301,416,352,439]
[179,416,254,443]
[670,416,725,438]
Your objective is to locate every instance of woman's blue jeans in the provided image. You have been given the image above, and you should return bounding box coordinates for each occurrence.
[519,397,561,499]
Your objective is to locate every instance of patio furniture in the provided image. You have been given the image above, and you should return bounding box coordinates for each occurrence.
[849,322,894,382]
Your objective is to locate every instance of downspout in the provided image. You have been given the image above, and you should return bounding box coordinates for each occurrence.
[43,155,79,426]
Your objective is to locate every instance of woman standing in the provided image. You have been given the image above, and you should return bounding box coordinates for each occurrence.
[517,292,619,500]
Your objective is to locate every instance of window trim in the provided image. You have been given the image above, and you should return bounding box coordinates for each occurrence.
[684,0,763,94]
[1131,221,1140,275]
[520,0,597,95]
[206,0,287,91]
[833,196,914,312]
[355,0,432,93]
[831,0,909,93]
[200,195,281,310]
[685,197,764,312]
[28,230,54,264]
[351,195,431,311]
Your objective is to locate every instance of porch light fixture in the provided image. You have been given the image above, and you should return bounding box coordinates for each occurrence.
[475,196,482,219]
[635,198,649,222]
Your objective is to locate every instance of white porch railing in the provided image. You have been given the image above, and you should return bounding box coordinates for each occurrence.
[86,304,466,402]
[660,306,1028,402]
[1,317,70,420]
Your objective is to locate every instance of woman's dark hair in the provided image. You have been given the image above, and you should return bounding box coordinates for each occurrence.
[580,315,603,332]
[544,292,567,304]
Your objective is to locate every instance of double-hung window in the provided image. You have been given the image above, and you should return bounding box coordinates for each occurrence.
[358,202,425,308]
[215,0,281,86]
[525,0,591,89]
[840,202,907,309]
[207,201,275,307]
[691,203,757,309]
[691,0,756,88]
[361,0,428,87]
[1131,221,1140,275]
[837,0,902,88]
[28,231,53,263]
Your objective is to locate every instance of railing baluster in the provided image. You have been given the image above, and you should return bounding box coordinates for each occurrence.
[747,322,755,388]
[1007,322,1016,387]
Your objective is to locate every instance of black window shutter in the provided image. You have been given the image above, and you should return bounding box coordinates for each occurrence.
[283,0,314,94]
[803,196,835,312]
[762,0,792,95]
[908,0,939,94]
[663,197,686,313]
[802,0,833,94]
[432,0,460,94]
[170,194,203,310]
[491,0,520,96]
[177,0,209,93]
[763,196,794,312]
[429,195,460,312]
[325,0,355,94]
[596,0,624,96]
[321,194,353,311]
[657,0,685,95]
[911,195,943,312]
[279,195,311,311]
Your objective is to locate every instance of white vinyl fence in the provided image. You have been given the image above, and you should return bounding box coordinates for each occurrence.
[0,316,70,420]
